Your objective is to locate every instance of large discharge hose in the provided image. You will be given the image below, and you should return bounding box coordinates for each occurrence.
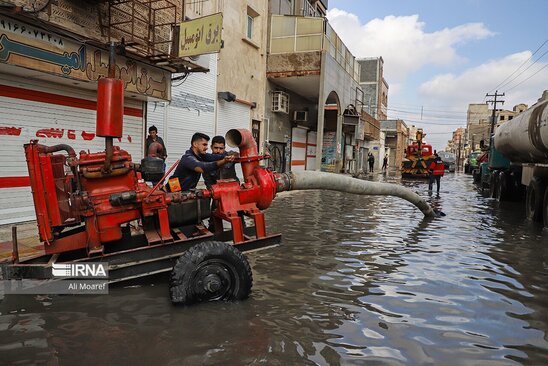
[275,170,438,218]
[225,128,439,218]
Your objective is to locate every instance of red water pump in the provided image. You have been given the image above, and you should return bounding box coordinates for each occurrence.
[24,78,280,256]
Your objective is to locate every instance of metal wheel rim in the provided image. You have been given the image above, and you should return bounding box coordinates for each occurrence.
[192,259,238,301]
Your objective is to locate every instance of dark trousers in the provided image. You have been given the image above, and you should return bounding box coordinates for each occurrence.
[369,161,374,172]
[429,175,441,192]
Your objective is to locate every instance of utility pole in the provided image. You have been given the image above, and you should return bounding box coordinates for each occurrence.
[486,91,505,135]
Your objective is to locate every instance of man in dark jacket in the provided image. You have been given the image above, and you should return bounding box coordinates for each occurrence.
[203,135,238,188]
[171,132,234,191]
[145,125,167,160]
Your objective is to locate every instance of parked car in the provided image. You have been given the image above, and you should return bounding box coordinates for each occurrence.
[437,151,456,172]
[464,151,481,173]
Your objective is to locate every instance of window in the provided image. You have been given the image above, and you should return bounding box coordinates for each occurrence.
[247,14,253,39]
[272,91,289,114]
[246,6,259,43]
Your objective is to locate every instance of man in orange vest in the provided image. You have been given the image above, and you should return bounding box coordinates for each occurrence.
[428,153,445,193]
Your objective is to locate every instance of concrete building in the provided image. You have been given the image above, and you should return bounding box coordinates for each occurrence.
[380,120,409,169]
[266,0,379,174]
[357,57,389,121]
[464,101,528,157]
[450,127,466,170]
[148,0,269,179]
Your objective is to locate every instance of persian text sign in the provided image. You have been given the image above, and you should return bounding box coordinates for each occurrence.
[179,13,223,57]
[0,15,170,100]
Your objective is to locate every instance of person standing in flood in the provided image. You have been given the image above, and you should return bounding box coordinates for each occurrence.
[368,152,375,173]
[428,153,445,194]
[382,154,388,171]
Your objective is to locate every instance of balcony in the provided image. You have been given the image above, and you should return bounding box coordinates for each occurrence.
[267,15,360,99]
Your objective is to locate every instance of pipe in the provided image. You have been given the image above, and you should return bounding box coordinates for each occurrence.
[101,42,118,174]
[102,137,114,174]
[225,129,259,182]
[275,171,438,218]
[36,143,76,158]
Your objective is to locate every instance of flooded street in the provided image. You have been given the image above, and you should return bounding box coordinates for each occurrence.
[2,173,548,365]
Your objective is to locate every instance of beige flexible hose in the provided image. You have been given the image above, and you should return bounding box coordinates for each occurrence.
[275,171,438,218]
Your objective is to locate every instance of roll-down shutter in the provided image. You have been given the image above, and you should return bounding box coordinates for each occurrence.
[0,75,144,225]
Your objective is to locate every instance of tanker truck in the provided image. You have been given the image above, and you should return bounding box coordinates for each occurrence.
[484,90,548,227]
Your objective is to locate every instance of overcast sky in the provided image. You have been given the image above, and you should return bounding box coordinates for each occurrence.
[327,0,548,150]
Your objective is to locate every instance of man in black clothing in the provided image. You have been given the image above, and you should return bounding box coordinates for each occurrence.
[203,135,238,188]
[171,133,234,191]
[145,125,167,161]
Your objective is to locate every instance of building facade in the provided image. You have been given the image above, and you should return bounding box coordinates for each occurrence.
[380,120,409,169]
[358,57,388,121]
[266,0,379,174]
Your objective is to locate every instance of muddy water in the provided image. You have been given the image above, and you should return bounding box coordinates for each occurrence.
[1,173,548,365]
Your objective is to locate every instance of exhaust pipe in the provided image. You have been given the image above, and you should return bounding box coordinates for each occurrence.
[275,171,438,218]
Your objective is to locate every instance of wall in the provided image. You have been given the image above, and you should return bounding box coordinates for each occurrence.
[215,0,268,125]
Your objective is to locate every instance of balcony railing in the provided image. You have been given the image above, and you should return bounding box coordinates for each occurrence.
[270,15,360,82]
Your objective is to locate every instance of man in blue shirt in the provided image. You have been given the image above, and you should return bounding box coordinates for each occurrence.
[171,132,235,191]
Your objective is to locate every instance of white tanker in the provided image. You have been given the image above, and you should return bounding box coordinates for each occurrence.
[491,90,548,226]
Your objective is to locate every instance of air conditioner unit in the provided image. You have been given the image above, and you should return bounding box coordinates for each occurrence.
[188,54,210,70]
[293,110,308,122]
[271,91,289,114]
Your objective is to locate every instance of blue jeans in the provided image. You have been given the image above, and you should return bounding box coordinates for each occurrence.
[429,175,441,192]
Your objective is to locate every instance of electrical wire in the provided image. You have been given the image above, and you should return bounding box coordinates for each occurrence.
[498,48,548,91]
[489,38,548,93]
[505,62,548,92]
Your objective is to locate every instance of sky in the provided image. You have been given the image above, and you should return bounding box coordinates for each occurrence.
[326,0,548,150]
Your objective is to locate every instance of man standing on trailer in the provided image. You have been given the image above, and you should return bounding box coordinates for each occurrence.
[170,132,235,191]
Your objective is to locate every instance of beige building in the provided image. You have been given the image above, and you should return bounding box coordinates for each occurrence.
[358,57,389,121]
[266,0,380,174]
[464,101,528,156]
[380,120,409,169]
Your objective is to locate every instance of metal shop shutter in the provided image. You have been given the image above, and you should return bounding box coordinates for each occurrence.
[216,100,251,179]
[306,130,317,170]
[290,127,308,171]
[147,54,217,175]
[0,74,144,225]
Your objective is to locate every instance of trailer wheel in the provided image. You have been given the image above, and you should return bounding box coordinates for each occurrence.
[496,171,509,202]
[526,177,546,222]
[170,241,253,305]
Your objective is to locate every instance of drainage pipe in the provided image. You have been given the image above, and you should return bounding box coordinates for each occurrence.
[275,170,438,218]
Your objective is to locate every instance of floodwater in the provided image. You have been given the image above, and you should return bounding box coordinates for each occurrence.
[2,173,548,365]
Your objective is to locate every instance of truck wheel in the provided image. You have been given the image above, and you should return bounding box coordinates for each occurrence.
[489,171,499,198]
[496,171,509,202]
[170,241,253,305]
[526,177,546,222]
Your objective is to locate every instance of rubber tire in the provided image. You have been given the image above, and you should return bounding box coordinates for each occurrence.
[170,241,253,305]
[525,177,546,223]
[489,171,499,198]
[496,171,509,202]
[544,188,548,229]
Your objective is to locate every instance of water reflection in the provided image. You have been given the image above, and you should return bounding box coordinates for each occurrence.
[1,173,548,365]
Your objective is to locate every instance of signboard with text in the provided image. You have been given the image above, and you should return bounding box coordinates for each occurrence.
[0,15,171,100]
[178,13,223,57]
